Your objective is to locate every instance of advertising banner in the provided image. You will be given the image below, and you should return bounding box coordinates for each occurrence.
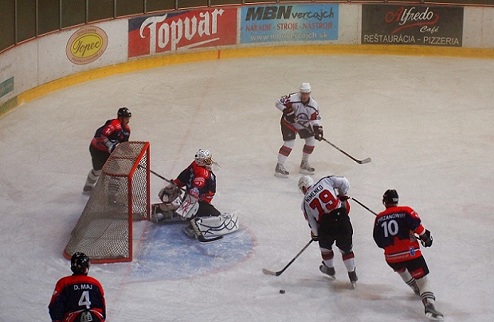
[0,77,14,99]
[128,8,237,58]
[66,26,109,65]
[240,4,339,44]
[362,5,463,47]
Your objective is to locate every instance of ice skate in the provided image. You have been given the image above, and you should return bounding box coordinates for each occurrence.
[348,269,358,288]
[274,163,289,178]
[83,169,98,193]
[299,160,315,175]
[319,262,335,279]
[424,302,444,320]
[183,223,196,238]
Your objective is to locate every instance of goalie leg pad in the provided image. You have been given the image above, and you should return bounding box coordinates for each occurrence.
[194,212,239,237]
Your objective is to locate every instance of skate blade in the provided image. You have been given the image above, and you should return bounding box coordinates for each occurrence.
[274,172,289,178]
[425,312,444,321]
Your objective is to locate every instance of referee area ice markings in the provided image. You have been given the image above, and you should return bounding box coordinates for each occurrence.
[7,44,494,119]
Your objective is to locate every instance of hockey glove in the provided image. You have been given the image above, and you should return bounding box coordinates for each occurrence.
[311,231,319,242]
[338,195,350,201]
[419,229,433,247]
[283,106,296,123]
[105,139,118,153]
[313,125,324,141]
[189,187,200,199]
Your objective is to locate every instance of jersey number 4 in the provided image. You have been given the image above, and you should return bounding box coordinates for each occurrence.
[79,290,92,309]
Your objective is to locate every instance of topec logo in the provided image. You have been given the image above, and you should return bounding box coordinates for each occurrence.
[66,26,108,65]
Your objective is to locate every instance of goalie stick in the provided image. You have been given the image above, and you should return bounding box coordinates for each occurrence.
[137,165,186,192]
[300,123,371,164]
[262,239,313,276]
[190,219,223,242]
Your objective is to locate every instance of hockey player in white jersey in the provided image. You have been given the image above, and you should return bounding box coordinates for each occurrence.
[275,83,323,177]
[152,149,238,241]
[299,175,358,288]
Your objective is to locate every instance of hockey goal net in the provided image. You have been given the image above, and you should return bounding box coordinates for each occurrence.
[64,141,150,263]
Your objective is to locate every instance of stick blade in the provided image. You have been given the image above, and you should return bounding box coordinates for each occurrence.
[262,268,278,276]
[198,235,223,242]
[357,157,372,164]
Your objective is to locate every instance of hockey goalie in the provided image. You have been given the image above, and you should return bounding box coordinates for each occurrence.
[151,149,239,241]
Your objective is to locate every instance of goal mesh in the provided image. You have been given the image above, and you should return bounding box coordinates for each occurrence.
[64,141,150,263]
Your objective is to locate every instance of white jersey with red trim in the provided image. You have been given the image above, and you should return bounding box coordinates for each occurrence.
[301,175,350,235]
[276,92,321,130]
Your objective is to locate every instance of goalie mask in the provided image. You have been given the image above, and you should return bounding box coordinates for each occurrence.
[71,252,90,275]
[194,149,214,170]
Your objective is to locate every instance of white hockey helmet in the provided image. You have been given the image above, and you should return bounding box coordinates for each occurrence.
[299,82,311,93]
[298,175,314,193]
[194,149,214,168]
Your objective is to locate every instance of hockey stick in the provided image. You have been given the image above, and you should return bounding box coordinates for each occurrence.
[350,197,377,216]
[350,197,429,246]
[138,165,186,192]
[321,138,371,164]
[147,167,174,184]
[262,239,313,276]
[300,123,371,164]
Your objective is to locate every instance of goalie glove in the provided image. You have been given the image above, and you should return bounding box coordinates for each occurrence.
[158,183,180,203]
[105,139,118,153]
[313,125,323,141]
[419,229,433,247]
[283,106,296,123]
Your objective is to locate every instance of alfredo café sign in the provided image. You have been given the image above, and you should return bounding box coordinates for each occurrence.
[66,26,108,65]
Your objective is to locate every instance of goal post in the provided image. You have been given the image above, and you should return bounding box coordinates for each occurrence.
[64,141,150,263]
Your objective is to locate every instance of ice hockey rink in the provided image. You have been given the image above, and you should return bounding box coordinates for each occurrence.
[1,53,494,321]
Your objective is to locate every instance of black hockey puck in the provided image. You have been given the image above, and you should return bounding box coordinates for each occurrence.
[279,289,285,294]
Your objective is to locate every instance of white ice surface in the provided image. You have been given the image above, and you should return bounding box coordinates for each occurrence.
[1,55,494,321]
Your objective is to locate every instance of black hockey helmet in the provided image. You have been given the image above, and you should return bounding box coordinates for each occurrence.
[71,252,90,275]
[117,107,132,118]
[382,189,399,205]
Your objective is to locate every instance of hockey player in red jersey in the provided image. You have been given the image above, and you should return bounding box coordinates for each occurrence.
[373,189,444,320]
[83,107,131,192]
[298,175,358,288]
[49,252,106,322]
[274,83,323,177]
[154,149,238,240]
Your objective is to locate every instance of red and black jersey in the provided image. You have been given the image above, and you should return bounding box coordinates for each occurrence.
[373,205,426,263]
[174,161,216,203]
[90,119,130,152]
[48,274,106,322]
